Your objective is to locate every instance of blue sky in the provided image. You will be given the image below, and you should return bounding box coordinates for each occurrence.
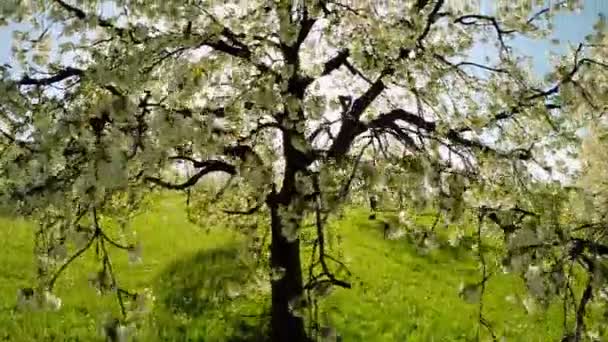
[476,0,607,77]
[0,1,606,77]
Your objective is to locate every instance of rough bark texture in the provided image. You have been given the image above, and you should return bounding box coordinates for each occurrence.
[267,131,310,341]
[268,200,307,342]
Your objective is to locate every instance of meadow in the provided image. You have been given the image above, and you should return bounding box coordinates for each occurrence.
[0,193,567,341]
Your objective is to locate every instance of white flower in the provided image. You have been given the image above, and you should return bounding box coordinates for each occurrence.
[459,282,481,304]
[116,324,133,342]
[522,296,538,315]
[587,330,600,340]
[448,230,464,247]
[599,287,608,300]
[20,289,62,311]
[525,265,545,298]
[313,282,333,298]
[270,267,286,281]
[42,291,62,311]
[211,117,229,131]
[398,211,408,225]
[101,317,134,342]
[16,288,37,311]
[526,265,541,276]
[281,223,299,242]
[387,229,405,240]
[423,235,440,250]
[288,295,307,318]
[127,242,143,265]
[448,237,459,247]
[130,288,154,314]
[320,326,338,340]
[225,282,241,299]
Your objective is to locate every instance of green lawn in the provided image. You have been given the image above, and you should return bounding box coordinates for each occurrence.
[0,194,565,341]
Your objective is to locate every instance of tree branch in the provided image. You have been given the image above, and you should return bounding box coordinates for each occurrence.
[526,1,567,26]
[573,277,593,342]
[168,156,210,168]
[53,0,131,39]
[48,227,98,290]
[309,174,352,290]
[367,109,532,160]
[434,53,508,74]
[187,9,272,74]
[328,75,387,158]
[322,49,350,76]
[570,238,608,257]
[337,138,373,200]
[222,202,264,215]
[53,0,86,19]
[145,160,235,190]
[18,67,83,86]
[417,0,445,49]
[454,14,516,53]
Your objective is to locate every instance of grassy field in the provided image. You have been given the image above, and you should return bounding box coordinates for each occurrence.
[0,194,566,341]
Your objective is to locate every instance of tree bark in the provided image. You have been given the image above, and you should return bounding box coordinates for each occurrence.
[268,199,308,342]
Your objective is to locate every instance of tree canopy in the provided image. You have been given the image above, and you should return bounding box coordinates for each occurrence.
[1,1,608,341]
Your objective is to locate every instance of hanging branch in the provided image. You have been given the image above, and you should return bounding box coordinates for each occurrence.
[476,210,497,342]
[562,259,576,338]
[184,166,192,220]
[307,233,319,337]
[337,137,373,200]
[222,202,264,215]
[47,205,133,294]
[18,67,84,86]
[453,14,516,54]
[430,211,441,232]
[145,160,236,190]
[573,276,593,342]
[416,0,446,49]
[98,229,134,250]
[306,174,352,290]
[90,207,126,317]
[99,237,127,317]
[48,227,98,291]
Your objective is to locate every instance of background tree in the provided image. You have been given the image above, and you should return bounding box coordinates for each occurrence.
[1,1,607,341]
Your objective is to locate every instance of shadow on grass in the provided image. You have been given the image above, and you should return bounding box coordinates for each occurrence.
[153,246,269,342]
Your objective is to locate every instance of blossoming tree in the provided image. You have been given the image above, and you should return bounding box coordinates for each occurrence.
[1,1,607,340]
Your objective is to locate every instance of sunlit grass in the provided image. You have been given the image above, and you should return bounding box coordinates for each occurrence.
[318,209,564,341]
[0,194,566,341]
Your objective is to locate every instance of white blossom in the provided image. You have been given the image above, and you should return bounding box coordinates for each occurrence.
[522,296,538,315]
[270,267,286,281]
[127,242,143,265]
[459,282,481,304]
[42,291,62,311]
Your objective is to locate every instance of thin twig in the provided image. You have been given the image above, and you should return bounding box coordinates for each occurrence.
[573,276,593,342]
[477,211,497,342]
[48,229,98,291]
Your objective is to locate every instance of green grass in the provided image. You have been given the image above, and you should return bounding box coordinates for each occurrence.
[0,194,566,341]
[317,210,564,341]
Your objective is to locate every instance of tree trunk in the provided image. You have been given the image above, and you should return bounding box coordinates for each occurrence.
[268,200,308,342]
